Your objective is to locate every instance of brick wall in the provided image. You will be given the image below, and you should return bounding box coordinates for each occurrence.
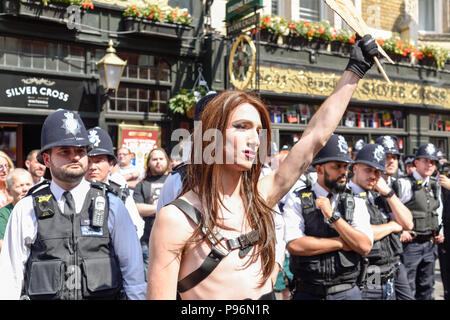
[362,0,406,32]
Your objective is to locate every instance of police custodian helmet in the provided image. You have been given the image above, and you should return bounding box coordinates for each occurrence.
[353,143,386,172]
[312,134,352,165]
[375,135,401,156]
[87,126,117,164]
[415,143,439,161]
[38,109,91,164]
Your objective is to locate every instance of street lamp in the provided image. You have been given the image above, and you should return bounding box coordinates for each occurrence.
[96,40,127,91]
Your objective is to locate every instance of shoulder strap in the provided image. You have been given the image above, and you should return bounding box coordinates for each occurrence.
[170,198,228,293]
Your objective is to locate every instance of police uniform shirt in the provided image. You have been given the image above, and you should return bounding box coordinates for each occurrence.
[348,180,392,221]
[0,179,146,300]
[396,170,443,234]
[108,172,145,239]
[282,182,374,245]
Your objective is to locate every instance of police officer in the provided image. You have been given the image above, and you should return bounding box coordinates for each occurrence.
[85,126,144,240]
[395,142,444,300]
[404,154,416,176]
[283,134,373,300]
[374,136,415,300]
[375,135,402,183]
[349,144,413,300]
[0,109,146,300]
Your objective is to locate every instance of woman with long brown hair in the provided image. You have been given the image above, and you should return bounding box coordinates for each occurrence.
[147,35,378,300]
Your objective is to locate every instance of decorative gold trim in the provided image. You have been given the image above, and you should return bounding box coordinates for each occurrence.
[228,34,257,91]
[254,66,450,109]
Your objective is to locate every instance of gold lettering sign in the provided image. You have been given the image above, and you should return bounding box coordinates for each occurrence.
[253,66,450,109]
[129,131,153,137]
[93,0,168,8]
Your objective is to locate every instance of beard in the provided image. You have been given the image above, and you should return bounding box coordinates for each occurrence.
[324,169,347,193]
[51,161,87,183]
[150,165,168,176]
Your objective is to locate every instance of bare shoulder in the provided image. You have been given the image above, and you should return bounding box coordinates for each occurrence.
[156,192,201,234]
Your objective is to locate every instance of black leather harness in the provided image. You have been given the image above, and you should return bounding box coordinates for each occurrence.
[170,199,261,293]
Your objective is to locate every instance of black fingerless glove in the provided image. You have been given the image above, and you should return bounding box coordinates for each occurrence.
[345,34,379,79]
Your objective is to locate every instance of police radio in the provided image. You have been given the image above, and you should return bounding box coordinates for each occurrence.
[92,196,106,227]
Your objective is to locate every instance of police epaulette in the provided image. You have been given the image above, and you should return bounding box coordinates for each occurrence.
[355,192,367,198]
[90,181,115,195]
[26,179,51,197]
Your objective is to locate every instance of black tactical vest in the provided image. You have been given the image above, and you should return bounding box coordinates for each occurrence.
[363,192,402,267]
[403,176,440,233]
[289,188,361,287]
[23,181,123,300]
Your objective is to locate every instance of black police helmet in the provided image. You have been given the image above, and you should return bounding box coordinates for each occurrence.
[415,143,439,161]
[194,92,218,121]
[353,143,386,172]
[87,127,117,164]
[375,135,400,156]
[404,154,415,166]
[312,134,352,165]
[38,109,91,164]
[352,138,366,155]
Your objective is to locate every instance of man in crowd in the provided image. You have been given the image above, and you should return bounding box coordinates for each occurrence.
[349,143,413,299]
[112,147,143,190]
[85,126,144,240]
[133,147,170,278]
[25,149,46,185]
[395,143,444,300]
[283,134,373,300]
[0,168,33,252]
[0,109,146,300]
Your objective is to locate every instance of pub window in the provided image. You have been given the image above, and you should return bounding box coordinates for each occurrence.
[109,85,168,114]
[300,0,321,22]
[101,50,171,82]
[0,36,85,74]
[341,108,404,129]
[429,114,450,132]
[418,0,436,31]
[271,0,279,15]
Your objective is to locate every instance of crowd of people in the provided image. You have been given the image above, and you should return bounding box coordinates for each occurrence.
[0,34,448,301]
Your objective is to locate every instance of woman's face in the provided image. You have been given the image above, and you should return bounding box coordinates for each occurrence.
[224,103,263,171]
[0,156,11,182]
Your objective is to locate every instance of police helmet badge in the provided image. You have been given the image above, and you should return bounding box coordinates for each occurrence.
[425,143,435,156]
[61,112,81,136]
[88,129,101,147]
[337,135,349,154]
[373,145,385,162]
[383,136,396,149]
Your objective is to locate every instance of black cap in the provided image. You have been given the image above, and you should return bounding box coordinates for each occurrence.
[87,127,117,164]
[354,143,386,172]
[436,149,445,160]
[352,138,366,154]
[375,135,400,156]
[415,143,438,161]
[38,109,91,164]
[194,92,218,121]
[312,134,352,165]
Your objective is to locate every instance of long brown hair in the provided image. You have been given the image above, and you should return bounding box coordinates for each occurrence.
[181,90,275,286]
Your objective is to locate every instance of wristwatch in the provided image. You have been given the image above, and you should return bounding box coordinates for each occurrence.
[382,189,395,199]
[327,212,341,224]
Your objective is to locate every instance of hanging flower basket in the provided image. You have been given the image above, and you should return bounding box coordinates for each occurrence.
[3,0,70,21]
[123,16,193,39]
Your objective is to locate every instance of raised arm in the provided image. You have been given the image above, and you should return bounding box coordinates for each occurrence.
[260,36,379,208]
